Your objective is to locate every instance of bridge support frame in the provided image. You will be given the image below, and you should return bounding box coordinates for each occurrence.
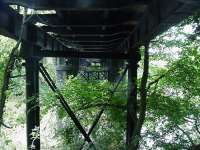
[22,43,40,150]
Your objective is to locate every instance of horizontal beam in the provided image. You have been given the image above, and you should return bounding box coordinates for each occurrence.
[78,44,119,49]
[3,0,147,10]
[59,38,124,44]
[42,25,135,35]
[33,49,129,59]
[80,48,112,51]
[128,0,199,49]
[56,33,129,41]
[1,0,199,61]
[29,10,141,26]
[0,3,74,53]
[63,42,121,49]
[176,0,200,4]
[55,32,130,37]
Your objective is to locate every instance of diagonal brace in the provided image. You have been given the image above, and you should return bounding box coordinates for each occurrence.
[80,65,128,150]
[39,64,96,148]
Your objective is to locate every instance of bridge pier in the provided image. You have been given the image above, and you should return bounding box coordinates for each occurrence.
[22,44,40,150]
[25,58,40,150]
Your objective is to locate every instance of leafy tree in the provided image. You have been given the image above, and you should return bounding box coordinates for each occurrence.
[142,24,200,149]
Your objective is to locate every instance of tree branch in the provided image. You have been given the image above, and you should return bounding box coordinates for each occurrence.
[194,118,200,135]
[176,125,194,146]
[77,102,126,111]
[129,42,149,150]
[147,74,165,90]
[0,121,13,129]
[79,108,104,150]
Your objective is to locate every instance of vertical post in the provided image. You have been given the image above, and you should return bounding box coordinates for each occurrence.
[56,58,66,84]
[126,47,140,149]
[20,43,40,150]
[20,22,41,149]
[25,56,40,150]
[71,58,80,76]
[108,60,124,82]
[56,58,79,85]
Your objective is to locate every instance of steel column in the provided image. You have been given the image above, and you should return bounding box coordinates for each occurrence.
[25,58,40,150]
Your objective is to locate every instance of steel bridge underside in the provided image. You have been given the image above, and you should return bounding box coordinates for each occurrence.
[0,0,199,149]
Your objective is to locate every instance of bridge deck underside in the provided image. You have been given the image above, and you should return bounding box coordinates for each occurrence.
[0,0,199,59]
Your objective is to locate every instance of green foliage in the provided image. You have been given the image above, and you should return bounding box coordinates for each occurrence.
[145,24,200,149]
[0,36,26,149]
[0,36,16,84]
[41,76,127,149]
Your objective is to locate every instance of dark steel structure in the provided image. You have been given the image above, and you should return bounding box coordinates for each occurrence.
[0,0,199,149]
